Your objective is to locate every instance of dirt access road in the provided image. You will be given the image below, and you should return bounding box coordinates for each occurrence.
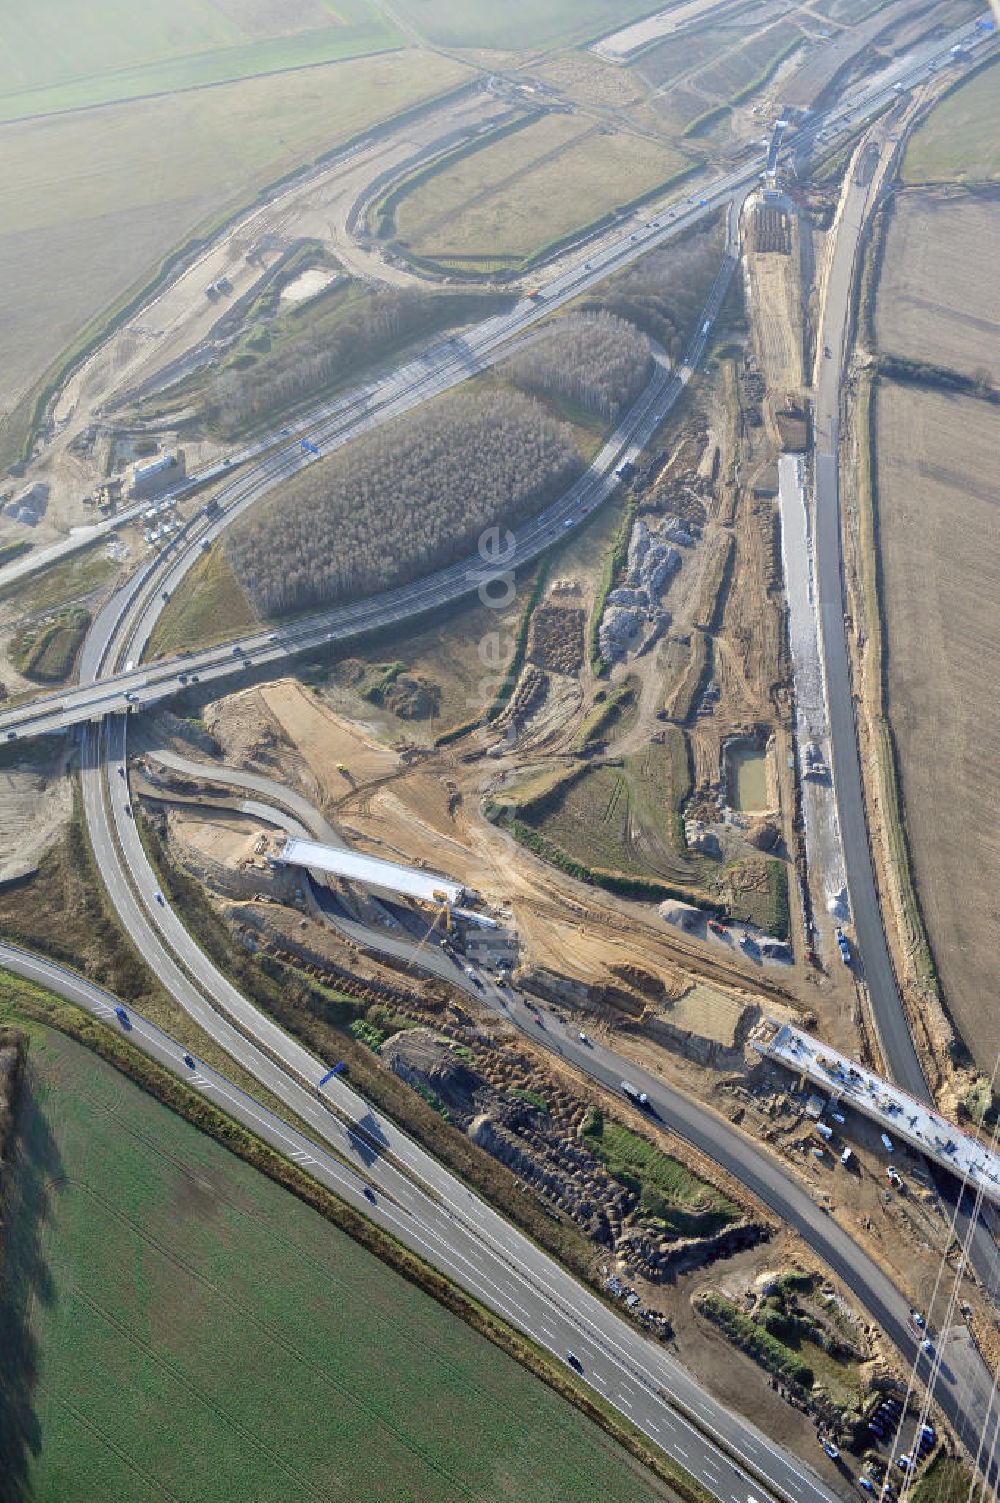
[21,87,509,547]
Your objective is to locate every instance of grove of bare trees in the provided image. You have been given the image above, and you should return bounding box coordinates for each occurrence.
[580,216,725,360]
[208,286,506,439]
[225,389,584,617]
[503,313,651,420]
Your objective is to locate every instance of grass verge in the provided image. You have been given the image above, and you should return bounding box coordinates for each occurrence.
[504,817,719,913]
[696,1292,815,1392]
[148,545,258,658]
[911,1455,975,1503]
[0,805,313,1126]
[0,541,32,569]
[11,607,90,683]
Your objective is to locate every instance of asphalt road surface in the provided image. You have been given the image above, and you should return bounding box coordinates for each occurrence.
[65,715,849,1503]
[0,23,994,1496]
[810,127,1000,1300]
[119,734,1000,1476]
[0,17,986,744]
[812,150,926,1101]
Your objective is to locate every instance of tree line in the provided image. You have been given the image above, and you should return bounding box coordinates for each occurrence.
[580,217,724,360]
[503,312,651,420]
[207,286,507,439]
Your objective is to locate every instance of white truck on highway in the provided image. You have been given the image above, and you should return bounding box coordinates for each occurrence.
[621,1081,650,1109]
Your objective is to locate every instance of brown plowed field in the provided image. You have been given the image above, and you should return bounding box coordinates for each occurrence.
[875,189,1000,384]
[875,383,1000,1070]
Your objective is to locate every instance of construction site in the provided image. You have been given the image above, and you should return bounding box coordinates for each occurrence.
[2,10,998,1495]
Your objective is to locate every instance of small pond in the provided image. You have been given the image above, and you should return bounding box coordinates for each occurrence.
[726,741,770,812]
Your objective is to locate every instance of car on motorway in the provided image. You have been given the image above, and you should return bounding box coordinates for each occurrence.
[565,1351,583,1373]
[563,517,573,528]
[124,802,132,817]
[823,1440,840,1460]
[5,730,15,740]
[579,1031,590,1045]
[363,1186,377,1204]
[267,632,278,642]
[154,889,164,905]
[183,1053,195,1069]
[114,1006,132,1030]
[921,1338,934,1355]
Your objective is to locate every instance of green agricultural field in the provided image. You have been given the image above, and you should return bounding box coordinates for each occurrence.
[391,113,688,272]
[0,0,403,120]
[386,0,662,51]
[4,1024,678,1503]
[0,49,470,459]
[903,57,1000,183]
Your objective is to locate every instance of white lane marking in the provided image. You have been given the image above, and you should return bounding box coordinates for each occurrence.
[676,1446,689,1459]
[618,1396,633,1411]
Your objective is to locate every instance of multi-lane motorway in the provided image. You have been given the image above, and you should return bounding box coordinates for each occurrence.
[1,221,739,739]
[120,736,1000,1474]
[70,713,848,1503]
[0,19,996,1499]
[0,18,987,747]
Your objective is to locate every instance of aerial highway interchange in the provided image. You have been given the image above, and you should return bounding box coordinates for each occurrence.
[2,14,998,1502]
